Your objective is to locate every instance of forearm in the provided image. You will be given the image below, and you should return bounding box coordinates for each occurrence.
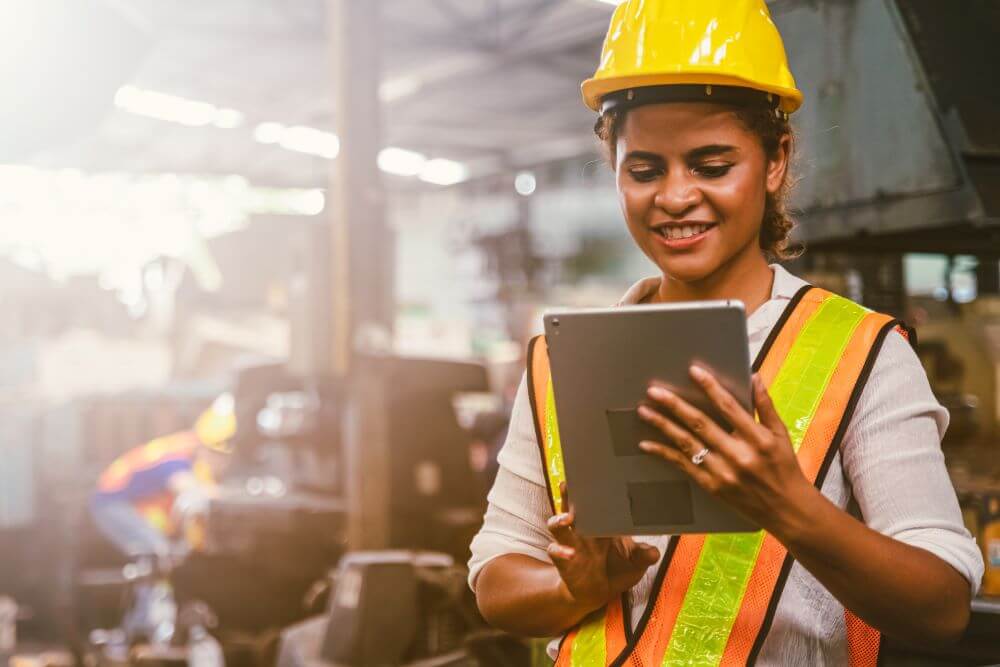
[774,484,970,644]
[475,554,598,638]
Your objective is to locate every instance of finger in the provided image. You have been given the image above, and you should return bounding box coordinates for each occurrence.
[637,400,730,468]
[689,365,759,436]
[645,384,732,451]
[752,374,785,433]
[547,542,576,562]
[546,510,582,549]
[638,439,715,489]
[559,480,572,516]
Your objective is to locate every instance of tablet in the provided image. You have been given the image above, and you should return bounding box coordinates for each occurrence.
[543,301,758,536]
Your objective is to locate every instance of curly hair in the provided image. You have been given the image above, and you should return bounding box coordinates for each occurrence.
[593,105,800,261]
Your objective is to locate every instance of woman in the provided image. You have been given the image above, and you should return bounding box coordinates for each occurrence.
[468,1,983,665]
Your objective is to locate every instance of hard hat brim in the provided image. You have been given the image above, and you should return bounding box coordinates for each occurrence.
[582,72,803,114]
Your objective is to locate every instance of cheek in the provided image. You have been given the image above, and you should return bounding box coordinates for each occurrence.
[708,168,766,228]
[616,177,653,228]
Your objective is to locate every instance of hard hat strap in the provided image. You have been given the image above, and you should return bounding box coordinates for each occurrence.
[600,84,781,116]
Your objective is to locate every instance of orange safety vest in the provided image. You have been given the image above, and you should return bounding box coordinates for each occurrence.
[526,286,909,667]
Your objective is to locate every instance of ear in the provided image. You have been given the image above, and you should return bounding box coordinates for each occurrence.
[765,133,792,195]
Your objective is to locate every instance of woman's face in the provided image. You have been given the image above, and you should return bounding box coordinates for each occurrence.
[615,103,789,284]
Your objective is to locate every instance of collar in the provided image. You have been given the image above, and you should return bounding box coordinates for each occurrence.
[617,265,808,337]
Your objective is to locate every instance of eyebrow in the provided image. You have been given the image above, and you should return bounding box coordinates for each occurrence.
[622,144,738,163]
[686,144,738,160]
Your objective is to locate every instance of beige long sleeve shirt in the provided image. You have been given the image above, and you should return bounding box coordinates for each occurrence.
[469,264,983,665]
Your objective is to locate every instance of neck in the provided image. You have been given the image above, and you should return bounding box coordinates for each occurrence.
[653,247,774,315]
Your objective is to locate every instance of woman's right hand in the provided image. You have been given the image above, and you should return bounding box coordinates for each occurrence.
[546,483,660,613]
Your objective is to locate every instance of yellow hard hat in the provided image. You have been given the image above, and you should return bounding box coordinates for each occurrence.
[582,0,803,114]
[194,393,236,454]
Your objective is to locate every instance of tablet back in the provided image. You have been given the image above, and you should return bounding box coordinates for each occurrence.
[543,301,758,536]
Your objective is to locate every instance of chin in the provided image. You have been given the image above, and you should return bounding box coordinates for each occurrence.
[652,250,722,285]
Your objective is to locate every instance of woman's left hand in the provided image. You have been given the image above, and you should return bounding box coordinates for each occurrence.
[637,366,816,535]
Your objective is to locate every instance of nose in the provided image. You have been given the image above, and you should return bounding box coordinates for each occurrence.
[653,169,701,217]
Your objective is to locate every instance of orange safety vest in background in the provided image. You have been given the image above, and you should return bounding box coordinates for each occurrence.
[96,431,214,535]
[526,286,909,667]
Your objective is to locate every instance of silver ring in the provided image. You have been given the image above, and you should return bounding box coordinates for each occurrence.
[691,448,710,466]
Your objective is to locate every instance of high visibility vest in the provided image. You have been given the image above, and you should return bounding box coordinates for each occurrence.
[97,431,214,535]
[526,286,909,667]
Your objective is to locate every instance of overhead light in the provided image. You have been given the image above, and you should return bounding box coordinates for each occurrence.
[254,123,340,159]
[378,147,427,176]
[213,108,245,129]
[114,85,243,128]
[253,122,285,144]
[379,76,421,102]
[514,171,537,196]
[419,159,469,186]
[278,125,340,159]
[253,124,465,185]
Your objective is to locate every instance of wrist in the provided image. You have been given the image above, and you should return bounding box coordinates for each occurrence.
[553,574,604,618]
[768,479,828,549]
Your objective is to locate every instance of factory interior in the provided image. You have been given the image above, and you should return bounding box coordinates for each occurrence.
[1,0,1000,665]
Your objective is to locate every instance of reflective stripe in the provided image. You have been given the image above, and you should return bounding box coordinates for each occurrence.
[661,532,767,664]
[721,305,894,664]
[768,296,868,451]
[571,612,608,666]
[661,295,869,666]
[544,379,568,514]
[555,606,615,666]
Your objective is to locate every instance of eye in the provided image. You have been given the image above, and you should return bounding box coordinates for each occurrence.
[694,164,733,179]
[627,167,661,183]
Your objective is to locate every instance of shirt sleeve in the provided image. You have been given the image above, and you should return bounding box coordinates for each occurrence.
[468,373,556,591]
[840,330,984,595]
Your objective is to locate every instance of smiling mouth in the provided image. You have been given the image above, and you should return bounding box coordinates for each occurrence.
[654,223,717,241]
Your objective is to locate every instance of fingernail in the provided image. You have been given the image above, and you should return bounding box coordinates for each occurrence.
[638,441,653,451]
[690,365,707,380]
[648,386,671,400]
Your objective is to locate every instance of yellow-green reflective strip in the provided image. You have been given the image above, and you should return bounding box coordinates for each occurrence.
[547,376,605,666]
[661,296,868,666]
[767,296,868,451]
[544,377,567,512]
[570,611,607,666]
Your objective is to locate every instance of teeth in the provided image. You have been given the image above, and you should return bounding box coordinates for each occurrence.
[660,224,711,240]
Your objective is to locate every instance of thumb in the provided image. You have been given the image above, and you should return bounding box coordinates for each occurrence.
[628,541,660,567]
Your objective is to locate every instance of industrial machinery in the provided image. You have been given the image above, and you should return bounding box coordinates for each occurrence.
[276,552,525,667]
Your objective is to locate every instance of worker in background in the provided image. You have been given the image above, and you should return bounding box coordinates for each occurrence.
[89,393,237,562]
[469,1,983,664]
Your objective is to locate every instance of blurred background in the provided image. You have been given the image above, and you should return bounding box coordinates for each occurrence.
[0,1,999,666]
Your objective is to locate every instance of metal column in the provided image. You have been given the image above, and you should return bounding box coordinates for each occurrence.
[330,0,393,550]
